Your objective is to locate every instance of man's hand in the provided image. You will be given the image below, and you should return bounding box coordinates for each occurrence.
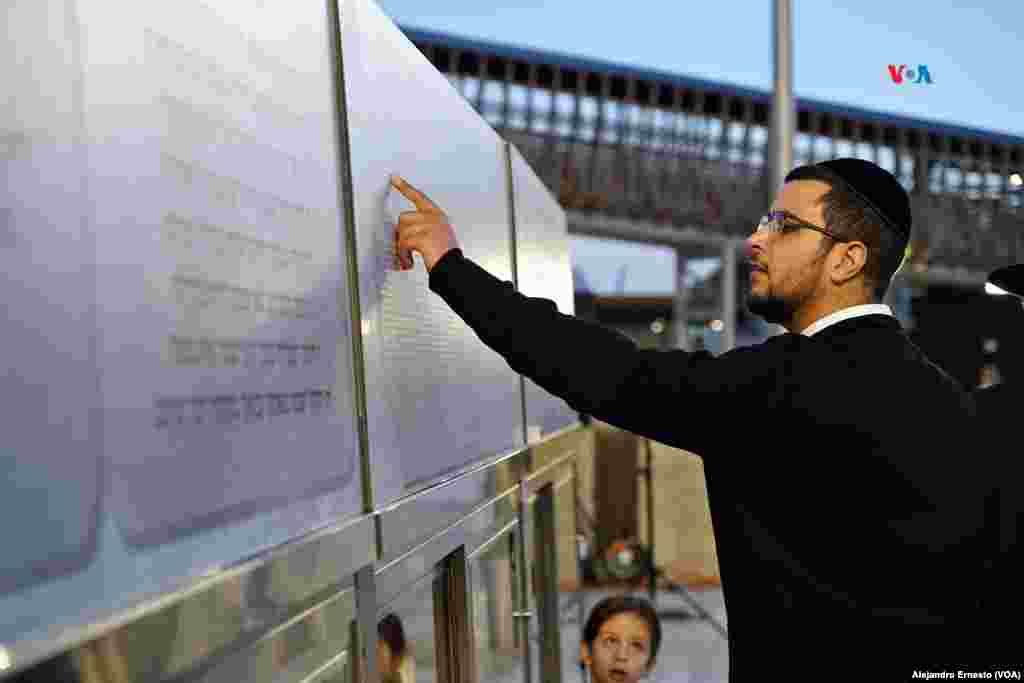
[391,175,461,273]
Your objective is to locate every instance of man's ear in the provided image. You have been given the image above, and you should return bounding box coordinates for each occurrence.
[831,240,868,284]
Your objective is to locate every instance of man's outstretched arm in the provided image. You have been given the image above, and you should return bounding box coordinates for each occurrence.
[391,175,775,452]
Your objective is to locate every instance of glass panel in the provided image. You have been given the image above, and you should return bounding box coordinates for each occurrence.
[66,577,357,683]
[305,653,351,683]
[750,125,768,149]
[877,146,896,174]
[461,76,481,103]
[506,84,530,130]
[468,533,524,683]
[445,73,461,95]
[378,573,439,683]
[578,96,600,122]
[194,588,356,683]
[532,89,553,133]
[986,172,1003,199]
[554,92,574,137]
[377,460,507,564]
[795,133,812,164]
[814,134,832,161]
[947,166,963,194]
[899,155,915,192]
[569,236,676,296]
[966,171,983,200]
[705,120,722,160]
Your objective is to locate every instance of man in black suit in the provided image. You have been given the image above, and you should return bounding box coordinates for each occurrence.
[390,159,992,677]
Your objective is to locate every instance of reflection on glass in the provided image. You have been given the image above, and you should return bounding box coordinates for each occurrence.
[379,575,437,683]
[556,477,580,595]
[306,653,350,683]
[192,587,355,683]
[378,612,414,683]
[468,533,523,683]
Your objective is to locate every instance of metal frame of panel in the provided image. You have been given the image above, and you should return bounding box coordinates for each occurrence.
[1,513,374,681]
[506,142,580,440]
[375,490,519,608]
[525,424,587,476]
[371,491,520,683]
[523,452,574,683]
[465,525,530,683]
[528,483,562,683]
[376,449,526,564]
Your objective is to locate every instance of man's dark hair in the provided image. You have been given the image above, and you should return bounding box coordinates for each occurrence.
[581,595,662,663]
[786,165,908,302]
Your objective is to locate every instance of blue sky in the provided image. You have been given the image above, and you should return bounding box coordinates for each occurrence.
[377,1,1024,293]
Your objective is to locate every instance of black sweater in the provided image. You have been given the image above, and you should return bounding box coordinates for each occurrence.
[429,249,995,676]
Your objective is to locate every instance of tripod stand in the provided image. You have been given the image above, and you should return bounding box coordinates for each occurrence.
[639,438,727,638]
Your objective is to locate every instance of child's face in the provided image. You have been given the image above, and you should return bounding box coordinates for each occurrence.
[580,612,654,683]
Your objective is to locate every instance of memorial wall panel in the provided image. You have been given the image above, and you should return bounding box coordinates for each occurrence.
[91,0,360,548]
[0,0,363,667]
[0,0,101,597]
[339,0,524,508]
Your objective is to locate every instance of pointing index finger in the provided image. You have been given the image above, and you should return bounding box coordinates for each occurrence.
[390,175,438,212]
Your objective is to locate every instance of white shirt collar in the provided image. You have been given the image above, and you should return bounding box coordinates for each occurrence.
[801,304,894,337]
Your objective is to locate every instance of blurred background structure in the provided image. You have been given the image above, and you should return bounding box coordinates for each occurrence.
[397,20,1024,387]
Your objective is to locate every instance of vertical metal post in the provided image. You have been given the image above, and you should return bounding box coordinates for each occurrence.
[644,439,655,603]
[533,484,561,683]
[721,241,737,353]
[516,485,535,683]
[673,248,690,350]
[769,0,794,198]
[353,565,379,683]
[434,547,474,683]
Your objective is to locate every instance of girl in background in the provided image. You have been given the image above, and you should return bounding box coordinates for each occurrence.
[377,613,415,683]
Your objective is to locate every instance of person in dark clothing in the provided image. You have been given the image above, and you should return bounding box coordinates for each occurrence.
[974,264,1024,656]
[389,160,993,677]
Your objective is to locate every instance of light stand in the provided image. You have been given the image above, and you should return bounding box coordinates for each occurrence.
[639,438,727,638]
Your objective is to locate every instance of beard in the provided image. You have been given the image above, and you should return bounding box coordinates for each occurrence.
[745,291,794,326]
[745,254,825,327]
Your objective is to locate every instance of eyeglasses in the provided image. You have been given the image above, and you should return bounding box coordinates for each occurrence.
[755,210,848,242]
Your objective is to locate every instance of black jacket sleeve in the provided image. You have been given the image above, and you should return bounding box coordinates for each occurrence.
[428,249,785,453]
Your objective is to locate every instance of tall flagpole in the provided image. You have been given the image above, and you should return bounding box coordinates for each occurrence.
[764,0,794,338]
[770,0,794,199]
